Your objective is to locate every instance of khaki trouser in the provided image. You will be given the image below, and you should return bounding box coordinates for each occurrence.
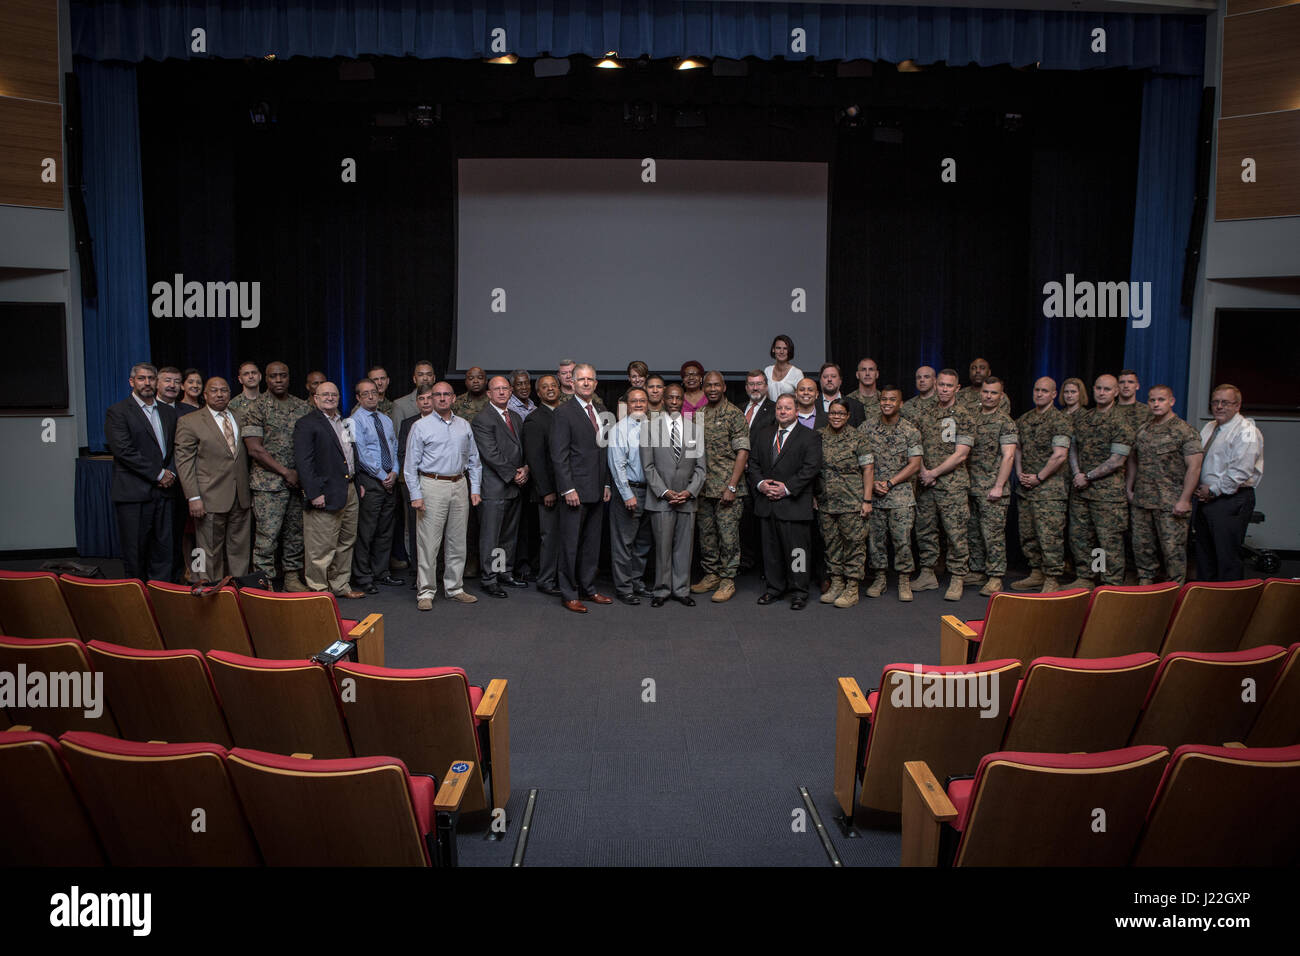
[416,475,470,600]
[302,484,359,594]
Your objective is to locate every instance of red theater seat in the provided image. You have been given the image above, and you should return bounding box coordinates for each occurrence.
[0,570,80,641]
[1075,582,1180,658]
[146,581,254,655]
[1159,579,1263,655]
[57,575,164,650]
[235,587,384,663]
[0,635,118,737]
[0,729,104,865]
[939,588,1090,666]
[1238,578,1300,651]
[1247,643,1300,747]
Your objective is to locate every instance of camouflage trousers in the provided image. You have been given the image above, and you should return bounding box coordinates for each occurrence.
[1017,495,1068,577]
[967,494,1010,576]
[1068,497,1127,585]
[251,488,305,576]
[697,496,743,579]
[1132,506,1190,584]
[818,510,867,580]
[869,505,915,573]
[915,487,969,575]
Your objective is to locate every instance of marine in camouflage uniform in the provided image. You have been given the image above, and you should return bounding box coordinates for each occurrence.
[451,391,490,422]
[228,392,257,426]
[1130,412,1202,584]
[1014,404,1073,580]
[966,403,1018,580]
[1069,404,1134,585]
[377,396,394,416]
[900,392,937,424]
[1117,401,1154,433]
[862,415,923,574]
[815,421,873,591]
[693,395,750,593]
[956,386,1010,417]
[915,399,975,578]
[242,390,311,579]
[845,390,881,423]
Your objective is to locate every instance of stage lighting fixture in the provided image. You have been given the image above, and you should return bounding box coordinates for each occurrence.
[596,52,623,69]
[263,53,277,61]
[485,54,519,65]
[897,59,924,73]
[836,104,864,129]
[711,57,749,77]
[623,101,658,130]
[534,57,571,78]
[676,57,708,71]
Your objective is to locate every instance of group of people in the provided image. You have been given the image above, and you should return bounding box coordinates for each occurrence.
[106,335,1265,614]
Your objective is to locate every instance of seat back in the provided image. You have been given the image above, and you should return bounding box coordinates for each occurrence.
[226,748,428,865]
[1247,643,1300,747]
[955,746,1169,866]
[334,662,486,812]
[1134,744,1300,866]
[1130,646,1288,748]
[1003,653,1159,753]
[1075,583,1180,658]
[85,641,232,747]
[0,636,118,736]
[974,590,1090,663]
[206,651,352,758]
[0,570,80,640]
[1238,578,1300,650]
[59,731,260,865]
[0,731,104,865]
[860,659,1021,816]
[147,581,254,655]
[58,575,164,650]
[1159,579,1263,655]
[236,588,342,659]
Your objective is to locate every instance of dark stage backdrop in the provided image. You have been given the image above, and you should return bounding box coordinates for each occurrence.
[140,57,1135,411]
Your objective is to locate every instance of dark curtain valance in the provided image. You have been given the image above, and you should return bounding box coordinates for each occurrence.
[73,1,1205,75]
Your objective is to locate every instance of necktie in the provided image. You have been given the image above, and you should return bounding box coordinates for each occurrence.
[775,428,785,456]
[746,403,757,425]
[503,409,516,437]
[372,412,392,472]
[1203,425,1220,453]
[146,403,165,452]
[219,412,236,457]
[671,418,681,462]
[586,401,599,434]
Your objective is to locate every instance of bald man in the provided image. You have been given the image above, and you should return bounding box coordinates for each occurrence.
[471,375,529,597]
[901,366,938,423]
[294,381,365,599]
[1066,374,1134,588]
[1013,377,1072,591]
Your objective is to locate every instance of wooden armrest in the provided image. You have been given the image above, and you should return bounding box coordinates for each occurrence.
[838,677,871,717]
[291,752,313,759]
[4,725,33,733]
[1222,741,1246,749]
[940,614,978,666]
[434,760,475,812]
[475,678,507,719]
[901,760,958,867]
[348,613,385,666]
[148,740,169,745]
[833,677,872,820]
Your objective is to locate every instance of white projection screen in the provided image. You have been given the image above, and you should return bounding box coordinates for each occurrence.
[455,158,827,374]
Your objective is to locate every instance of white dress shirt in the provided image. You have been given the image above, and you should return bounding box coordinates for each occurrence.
[133,392,168,481]
[1199,413,1263,497]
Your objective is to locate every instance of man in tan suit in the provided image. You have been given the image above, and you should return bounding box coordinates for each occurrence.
[175,377,253,579]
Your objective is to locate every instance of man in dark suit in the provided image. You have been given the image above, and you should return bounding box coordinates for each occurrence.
[293,382,364,600]
[471,376,529,598]
[747,394,823,609]
[740,370,775,572]
[523,375,563,597]
[819,363,865,427]
[174,377,252,579]
[550,363,613,613]
[106,363,180,581]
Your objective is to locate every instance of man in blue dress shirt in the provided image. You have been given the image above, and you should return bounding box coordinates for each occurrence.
[607,388,654,604]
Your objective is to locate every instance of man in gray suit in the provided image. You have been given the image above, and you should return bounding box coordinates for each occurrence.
[641,384,706,607]
[471,376,529,598]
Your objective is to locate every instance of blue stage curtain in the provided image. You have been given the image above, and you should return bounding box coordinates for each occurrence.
[72,0,1203,74]
[75,457,120,557]
[1124,73,1201,420]
[76,59,151,453]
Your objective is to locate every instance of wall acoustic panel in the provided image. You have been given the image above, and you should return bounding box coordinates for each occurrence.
[1222,4,1300,118]
[1226,0,1297,18]
[0,98,63,209]
[0,0,59,104]
[1216,112,1300,220]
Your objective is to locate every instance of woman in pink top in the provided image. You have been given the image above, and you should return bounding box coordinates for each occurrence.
[680,360,707,419]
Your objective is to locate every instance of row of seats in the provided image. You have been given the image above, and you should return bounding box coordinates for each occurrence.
[833,643,1299,822]
[901,743,1300,866]
[939,577,1298,666]
[0,570,383,663]
[0,635,509,817]
[0,728,475,866]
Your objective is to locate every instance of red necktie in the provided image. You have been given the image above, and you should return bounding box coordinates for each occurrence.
[775,428,784,455]
[586,401,599,433]
[746,403,757,425]
[503,410,516,437]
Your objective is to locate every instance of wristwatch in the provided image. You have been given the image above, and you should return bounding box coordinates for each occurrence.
[727,485,737,493]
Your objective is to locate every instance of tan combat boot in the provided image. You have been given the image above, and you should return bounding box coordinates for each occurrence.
[865,572,887,598]
[911,567,939,591]
[963,571,987,585]
[282,571,309,592]
[944,576,964,601]
[834,579,860,608]
[691,573,721,594]
[821,574,845,604]
[1010,569,1044,591]
[898,577,913,602]
[1063,577,1095,590]
[711,579,735,603]
[979,577,1002,597]
[1039,576,1060,593]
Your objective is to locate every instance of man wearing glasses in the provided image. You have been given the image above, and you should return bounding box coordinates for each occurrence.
[1192,384,1264,581]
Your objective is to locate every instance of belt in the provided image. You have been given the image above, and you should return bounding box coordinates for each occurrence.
[419,471,463,482]
[628,481,647,488]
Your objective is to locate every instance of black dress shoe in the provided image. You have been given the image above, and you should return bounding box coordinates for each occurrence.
[651,596,666,607]
[632,582,649,596]
[378,575,405,587]
[482,583,508,598]
[499,576,529,589]
[791,597,807,610]
[673,595,696,607]
[617,594,641,606]
[756,592,780,605]
[364,584,380,595]
[536,584,562,597]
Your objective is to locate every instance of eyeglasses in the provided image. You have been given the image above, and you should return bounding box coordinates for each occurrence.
[1210,399,1238,407]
